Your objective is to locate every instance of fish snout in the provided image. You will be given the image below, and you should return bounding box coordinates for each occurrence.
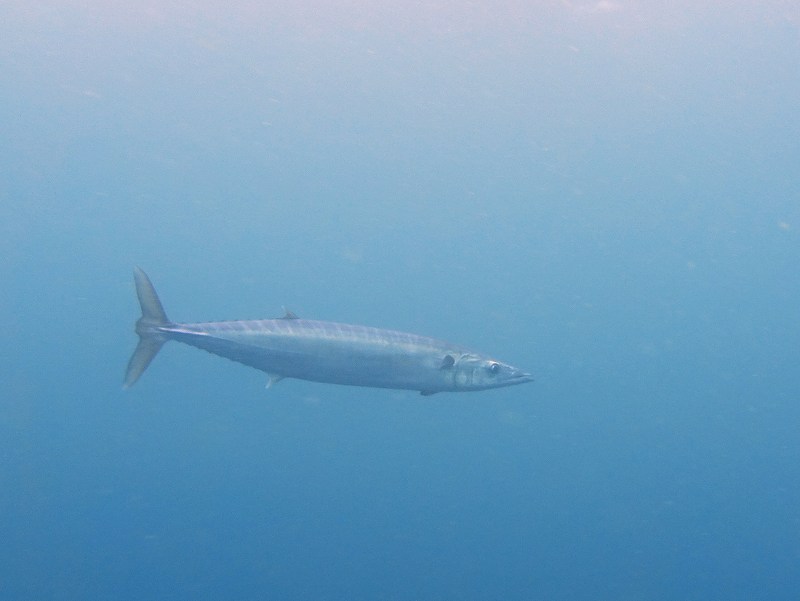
[513,370,534,383]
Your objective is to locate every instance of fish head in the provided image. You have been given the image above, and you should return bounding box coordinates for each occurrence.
[448,353,533,391]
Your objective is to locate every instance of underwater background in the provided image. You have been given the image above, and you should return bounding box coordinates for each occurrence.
[2,2,799,599]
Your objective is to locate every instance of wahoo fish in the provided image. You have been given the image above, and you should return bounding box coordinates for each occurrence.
[124,268,532,395]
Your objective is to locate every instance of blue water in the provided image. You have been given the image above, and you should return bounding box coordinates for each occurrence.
[2,2,799,599]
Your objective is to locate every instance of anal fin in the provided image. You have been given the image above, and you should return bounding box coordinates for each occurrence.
[266,374,284,389]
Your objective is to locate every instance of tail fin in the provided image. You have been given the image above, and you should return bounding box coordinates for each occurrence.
[124,267,171,388]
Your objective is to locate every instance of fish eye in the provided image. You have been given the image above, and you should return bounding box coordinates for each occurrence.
[489,362,501,375]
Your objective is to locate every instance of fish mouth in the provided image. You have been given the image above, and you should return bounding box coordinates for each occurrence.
[508,371,534,385]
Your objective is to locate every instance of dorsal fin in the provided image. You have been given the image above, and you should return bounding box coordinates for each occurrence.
[280,307,299,320]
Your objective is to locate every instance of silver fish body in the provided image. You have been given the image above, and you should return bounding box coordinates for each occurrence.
[125,268,532,395]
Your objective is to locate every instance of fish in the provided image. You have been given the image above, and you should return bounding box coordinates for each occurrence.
[124,267,533,395]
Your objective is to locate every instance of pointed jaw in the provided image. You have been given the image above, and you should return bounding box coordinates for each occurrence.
[506,371,534,386]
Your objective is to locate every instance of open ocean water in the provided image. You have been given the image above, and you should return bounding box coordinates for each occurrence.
[1,2,799,600]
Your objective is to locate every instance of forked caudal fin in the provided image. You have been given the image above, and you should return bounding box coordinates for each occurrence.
[124,267,171,388]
